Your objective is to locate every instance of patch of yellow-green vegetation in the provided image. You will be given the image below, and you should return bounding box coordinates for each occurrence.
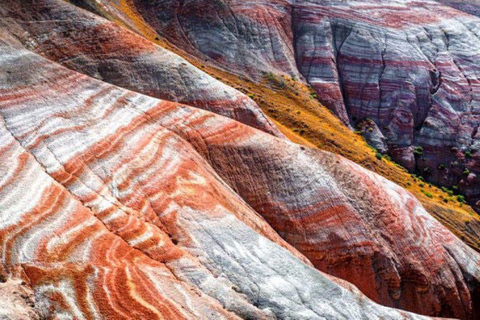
[94,3,480,252]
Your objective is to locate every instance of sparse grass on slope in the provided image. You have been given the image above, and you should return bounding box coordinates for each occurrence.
[71,0,480,252]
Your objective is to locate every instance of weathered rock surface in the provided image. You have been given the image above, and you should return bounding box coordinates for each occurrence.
[0,0,281,137]
[122,0,480,214]
[437,0,480,16]
[0,29,435,319]
[2,0,480,319]
[0,277,40,320]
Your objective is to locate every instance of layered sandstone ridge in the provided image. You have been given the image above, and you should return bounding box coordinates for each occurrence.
[0,29,430,319]
[112,0,480,214]
[1,0,480,319]
[1,0,281,137]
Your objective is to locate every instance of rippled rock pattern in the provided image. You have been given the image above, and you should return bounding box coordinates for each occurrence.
[0,28,429,320]
[127,0,480,213]
[1,0,480,319]
[438,0,480,16]
[1,0,281,137]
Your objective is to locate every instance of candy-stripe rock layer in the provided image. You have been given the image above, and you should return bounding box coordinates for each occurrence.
[1,0,480,319]
[99,0,480,215]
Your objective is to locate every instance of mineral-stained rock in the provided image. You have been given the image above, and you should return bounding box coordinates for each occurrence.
[291,0,480,216]
[118,0,480,215]
[117,0,480,218]
[0,33,431,320]
[0,0,281,137]
[437,0,480,16]
[1,13,480,317]
[3,0,480,319]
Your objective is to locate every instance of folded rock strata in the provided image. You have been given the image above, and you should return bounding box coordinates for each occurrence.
[0,7,480,317]
[115,0,480,215]
[0,32,435,319]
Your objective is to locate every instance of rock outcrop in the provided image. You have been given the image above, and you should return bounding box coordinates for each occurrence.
[437,0,480,16]
[1,2,480,317]
[1,0,480,319]
[0,276,40,320]
[0,30,428,319]
[0,0,281,137]
[117,0,480,214]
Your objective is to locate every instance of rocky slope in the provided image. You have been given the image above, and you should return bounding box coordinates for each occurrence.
[437,0,480,16]
[1,0,480,319]
[2,0,281,138]
[0,25,430,319]
[113,0,480,215]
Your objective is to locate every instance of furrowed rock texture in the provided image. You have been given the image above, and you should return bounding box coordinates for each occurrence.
[119,0,480,214]
[1,16,480,318]
[0,29,439,320]
[0,0,282,137]
[437,0,480,16]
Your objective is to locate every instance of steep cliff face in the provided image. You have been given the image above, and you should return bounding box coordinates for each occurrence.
[293,0,480,216]
[2,0,480,319]
[1,3,480,318]
[119,0,480,214]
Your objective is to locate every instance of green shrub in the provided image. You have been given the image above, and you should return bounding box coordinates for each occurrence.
[264,72,286,89]
[413,146,424,156]
[421,189,434,198]
[441,187,454,196]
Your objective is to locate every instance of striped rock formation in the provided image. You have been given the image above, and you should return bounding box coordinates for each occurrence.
[117,0,480,214]
[437,0,480,16]
[0,0,281,137]
[0,26,429,319]
[1,0,480,319]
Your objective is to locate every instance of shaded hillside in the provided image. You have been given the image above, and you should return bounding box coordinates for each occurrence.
[69,0,480,254]
[1,0,480,319]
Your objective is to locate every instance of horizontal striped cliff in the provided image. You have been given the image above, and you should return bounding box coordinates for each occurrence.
[103,0,480,221]
[1,3,480,317]
[0,31,432,319]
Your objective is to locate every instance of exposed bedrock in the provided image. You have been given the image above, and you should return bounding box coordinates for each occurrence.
[0,0,282,137]
[0,33,440,319]
[437,0,480,16]
[1,23,480,318]
[121,0,480,213]
[2,0,480,318]
[292,2,480,215]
